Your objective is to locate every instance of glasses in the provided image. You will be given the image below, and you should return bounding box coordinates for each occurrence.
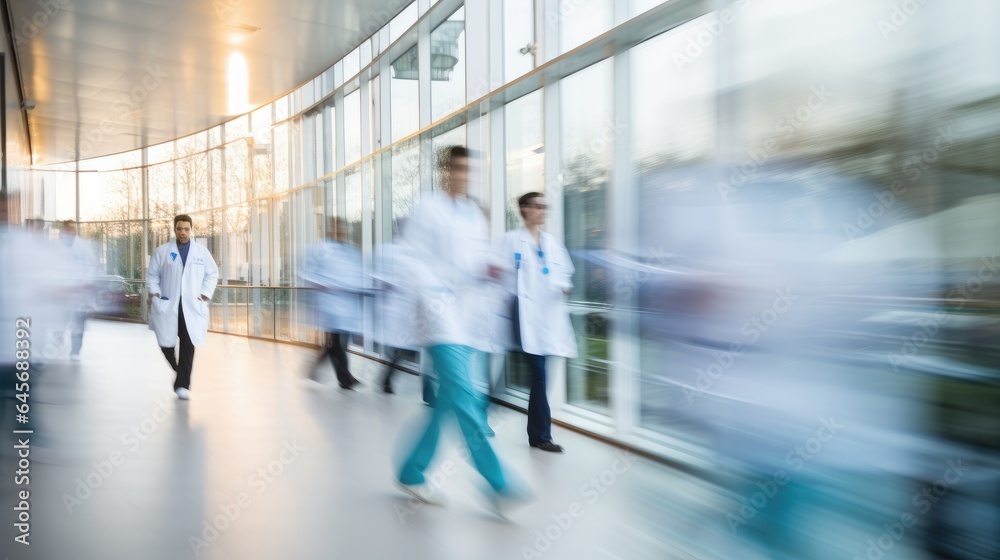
[521,203,548,210]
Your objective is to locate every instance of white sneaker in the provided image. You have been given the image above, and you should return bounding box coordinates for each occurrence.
[175,387,191,400]
[486,485,535,519]
[397,482,447,506]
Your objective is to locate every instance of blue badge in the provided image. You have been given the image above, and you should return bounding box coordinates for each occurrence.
[170,252,178,261]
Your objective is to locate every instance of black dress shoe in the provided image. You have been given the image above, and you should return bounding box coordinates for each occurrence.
[530,441,564,453]
[340,378,362,390]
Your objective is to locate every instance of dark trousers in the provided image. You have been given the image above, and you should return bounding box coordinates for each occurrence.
[524,352,553,445]
[380,346,404,389]
[316,331,355,386]
[161,304,195,390]
[70,311,87,356]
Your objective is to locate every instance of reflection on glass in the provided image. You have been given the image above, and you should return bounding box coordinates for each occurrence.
[431,7,466,121]
[390,138,420,239]
[431,123,466,191]
[391,45,420,142]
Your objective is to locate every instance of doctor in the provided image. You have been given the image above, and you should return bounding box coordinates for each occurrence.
[498,192,577,453]
[147,214,219,400]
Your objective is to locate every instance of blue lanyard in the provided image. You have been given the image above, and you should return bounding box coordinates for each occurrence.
[516,240,549,275]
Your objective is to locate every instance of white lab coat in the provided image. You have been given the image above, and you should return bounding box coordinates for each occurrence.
[372,238,422,351]
[66,236,100,312]
[496,228,578,358]
[402,192,497,349]
[146,241,219,347]
[300,240,364,334]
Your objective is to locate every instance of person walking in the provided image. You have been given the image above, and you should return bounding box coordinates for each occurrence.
[147,214,219,400]
[301,218,364,389]
[60,220,99,361]
[395,147,527,511]
[498,192,577,452]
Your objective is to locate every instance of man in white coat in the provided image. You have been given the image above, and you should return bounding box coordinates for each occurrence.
[497,192,577,452]
[147,214,219,400]
[395,146,527,511]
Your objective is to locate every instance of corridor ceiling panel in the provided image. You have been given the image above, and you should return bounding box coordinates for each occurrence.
[9,0,409,164]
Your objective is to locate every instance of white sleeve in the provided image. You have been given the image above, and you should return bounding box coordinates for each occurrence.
[201,247,220,299]
[146,247,162,295]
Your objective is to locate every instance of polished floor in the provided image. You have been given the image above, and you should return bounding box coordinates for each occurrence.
[0,320,720,560]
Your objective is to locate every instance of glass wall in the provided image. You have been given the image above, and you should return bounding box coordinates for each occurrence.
[27,0,1000,466]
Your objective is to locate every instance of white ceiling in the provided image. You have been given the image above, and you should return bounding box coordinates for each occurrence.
[9,0,409,164]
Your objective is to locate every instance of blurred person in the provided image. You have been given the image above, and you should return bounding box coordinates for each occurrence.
[372,228,428,398]
[497,192,576,453]
[395,146,527,511]
[301,218,364,390]
[147,214,219,400]
[60,220,99,361]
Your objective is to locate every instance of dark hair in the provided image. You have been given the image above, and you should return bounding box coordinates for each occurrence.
[517,191,544,219]
[174,214,193,227]
[438,146,472,172]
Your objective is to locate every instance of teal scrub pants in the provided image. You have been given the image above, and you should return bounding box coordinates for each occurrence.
[398,344,507,492]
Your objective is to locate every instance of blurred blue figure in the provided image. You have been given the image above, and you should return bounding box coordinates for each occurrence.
[372,222,428,399]
[301,218,365,390]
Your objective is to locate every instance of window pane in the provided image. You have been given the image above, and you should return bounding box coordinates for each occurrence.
[345,90,362,164]
[391,45,420,142]
[431,123,466,191]
[431,7,466,121]
[225,115,250,143]
[504,91,544,230]
[562,60,613,413]
[389,3,418,44]
[345,165,363,248]
[176,151,208,214]
[390,138,420,239]
[273,123,289,192]
[148,162,175,219]
[560,0,614,53]
[504,0,535,81]
[225,140,251,204]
